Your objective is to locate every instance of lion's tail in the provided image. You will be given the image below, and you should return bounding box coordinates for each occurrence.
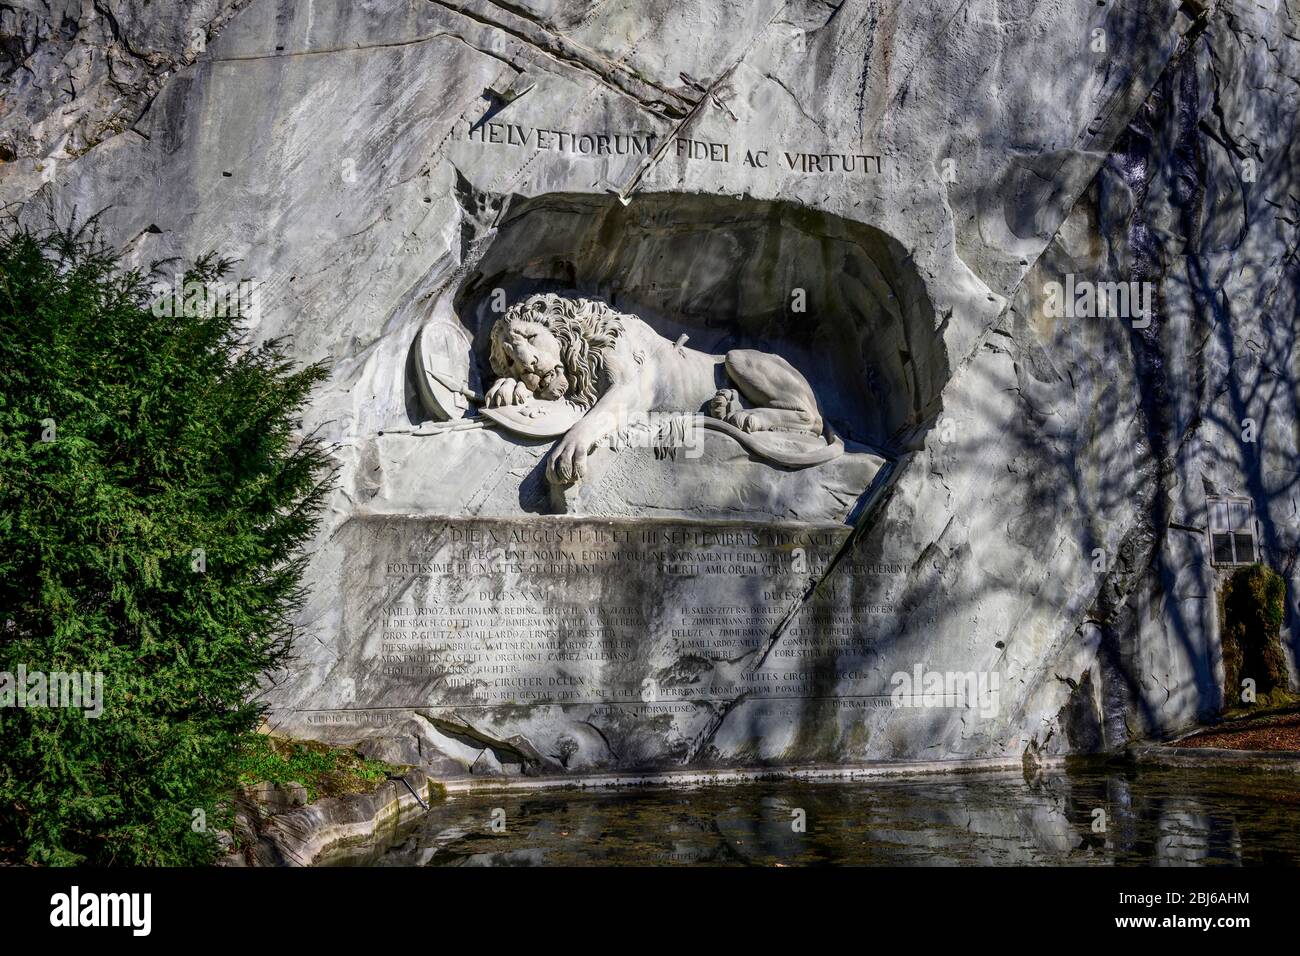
[699,416,845,468]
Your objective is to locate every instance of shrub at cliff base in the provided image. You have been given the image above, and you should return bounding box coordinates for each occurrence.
[1219,563,1290,710]
[0,221,331,865]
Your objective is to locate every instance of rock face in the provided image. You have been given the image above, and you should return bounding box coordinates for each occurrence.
[6,0,1297,775]
[0,0,248,200]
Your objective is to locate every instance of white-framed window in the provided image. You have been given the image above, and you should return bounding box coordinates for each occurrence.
[1207,495,1257,566]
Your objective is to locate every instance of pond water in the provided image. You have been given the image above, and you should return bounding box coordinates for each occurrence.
[326,763,1300,866]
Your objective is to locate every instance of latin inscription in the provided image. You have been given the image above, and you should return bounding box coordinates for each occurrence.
[464,120,884,176]
[324,517,908,716]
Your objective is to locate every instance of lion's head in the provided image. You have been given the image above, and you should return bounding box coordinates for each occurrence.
[488,294,624,409]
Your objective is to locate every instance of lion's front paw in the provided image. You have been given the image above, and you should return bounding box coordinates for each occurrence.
[485,377,533,407]
[547,429,590,486]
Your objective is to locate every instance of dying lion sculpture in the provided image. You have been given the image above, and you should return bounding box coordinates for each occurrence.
[485,293,839,486]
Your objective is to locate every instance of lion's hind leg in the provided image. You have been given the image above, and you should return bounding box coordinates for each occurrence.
[722,349,823,436]
[728,406,823,434]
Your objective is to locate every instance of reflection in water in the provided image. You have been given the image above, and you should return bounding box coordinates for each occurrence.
[327,764,1300,867]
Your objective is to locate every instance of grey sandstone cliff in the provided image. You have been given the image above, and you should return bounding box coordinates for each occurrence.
[4,0,1296,775]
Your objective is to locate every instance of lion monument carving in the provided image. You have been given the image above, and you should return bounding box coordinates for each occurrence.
[483,293,840,486]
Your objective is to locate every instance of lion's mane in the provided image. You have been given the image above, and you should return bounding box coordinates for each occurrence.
[488,293,624,409]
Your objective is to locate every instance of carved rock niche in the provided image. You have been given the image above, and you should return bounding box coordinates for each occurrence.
[399,192,945,523]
